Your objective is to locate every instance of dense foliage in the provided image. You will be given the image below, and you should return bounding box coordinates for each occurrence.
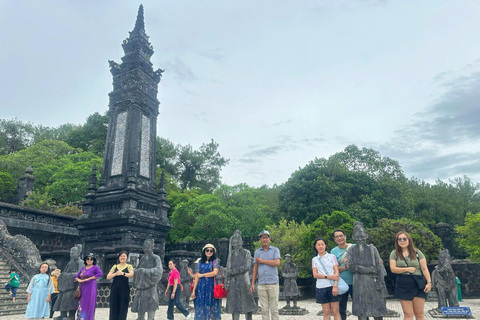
[456,212,480,262]
[1,115,479,264]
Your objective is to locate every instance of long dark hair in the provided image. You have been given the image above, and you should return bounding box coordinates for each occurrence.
[201,249,217,263]
[394,231,417,260]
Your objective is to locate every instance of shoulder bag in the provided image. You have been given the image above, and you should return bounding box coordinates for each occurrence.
[402,251,427,290]
[213,266,228,299]
[74,269,85,300]
[317,255,349,295]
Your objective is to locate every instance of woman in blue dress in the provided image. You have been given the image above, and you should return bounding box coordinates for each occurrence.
[191,244,221,320]
[26,262,55,319]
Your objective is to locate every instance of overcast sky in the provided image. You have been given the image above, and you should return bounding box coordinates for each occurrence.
[1,0,480,187]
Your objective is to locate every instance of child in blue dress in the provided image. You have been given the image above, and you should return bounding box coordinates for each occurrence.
[25,262,55,319]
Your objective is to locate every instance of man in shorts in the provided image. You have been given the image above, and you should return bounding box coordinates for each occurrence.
[331,229,354,320]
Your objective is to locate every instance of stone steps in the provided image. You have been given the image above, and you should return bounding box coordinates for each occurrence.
[0,257,28,317]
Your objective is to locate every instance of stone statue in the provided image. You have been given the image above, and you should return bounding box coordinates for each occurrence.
[179,259,191,308]
[226,230,257,320]
[53,244,84,320]
[0,220,42,277]
[432,249,459,310]
[282,254,299,309]
[131,239,163,320]
[347,221,388,320]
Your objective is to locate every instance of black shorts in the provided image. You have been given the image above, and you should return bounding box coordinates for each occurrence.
[394,274,428,301]
[316,286,342,304]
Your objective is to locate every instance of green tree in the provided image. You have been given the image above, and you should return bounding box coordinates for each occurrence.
[45,152,102,204]
[456,212,480,262]
[279,146,413,226]
[0,171,15,202]
[0,140,81,185]
[0,118,35,155]
[21,191,53,211]
[176,140,229,192]
[368,218,443,262]
[65,112,109,155]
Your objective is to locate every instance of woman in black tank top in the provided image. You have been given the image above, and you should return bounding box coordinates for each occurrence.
[106,251,135,320]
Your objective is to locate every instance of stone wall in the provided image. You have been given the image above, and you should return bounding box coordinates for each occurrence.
[0,201,80,268]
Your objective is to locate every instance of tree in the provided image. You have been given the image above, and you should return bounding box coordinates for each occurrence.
[175,140,229,192]
[456,212,480,262]
[45,152,102,204]
[279,146,413,226]
[0,118,35,155]
[0,171,15,202]
[0,140,81,185]
[65,112,109,155]
[368,218,443,262]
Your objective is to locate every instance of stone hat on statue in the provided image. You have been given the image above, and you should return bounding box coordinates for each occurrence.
[202,243,216,252]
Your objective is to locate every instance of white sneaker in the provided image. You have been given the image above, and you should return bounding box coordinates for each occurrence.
[186,313,193,320]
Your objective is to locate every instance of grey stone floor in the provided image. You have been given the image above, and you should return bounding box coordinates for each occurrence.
[5,298,478,319]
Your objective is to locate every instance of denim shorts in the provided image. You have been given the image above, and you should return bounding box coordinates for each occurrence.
[316,286,342,304]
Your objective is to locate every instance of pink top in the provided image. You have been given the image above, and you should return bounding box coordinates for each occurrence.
[168,268,180,286]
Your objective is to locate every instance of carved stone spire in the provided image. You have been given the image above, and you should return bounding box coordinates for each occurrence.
[131,4,146,37]
[77,6,171,259]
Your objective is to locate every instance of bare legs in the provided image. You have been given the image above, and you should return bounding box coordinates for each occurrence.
[400,297,425,320]
[322,302,341,320]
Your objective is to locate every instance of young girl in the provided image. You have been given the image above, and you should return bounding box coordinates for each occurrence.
[5,267,20,303]
[165,260,191,320]
[25,262,55,319]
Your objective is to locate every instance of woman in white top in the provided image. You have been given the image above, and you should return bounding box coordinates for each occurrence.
[312,237,341,320]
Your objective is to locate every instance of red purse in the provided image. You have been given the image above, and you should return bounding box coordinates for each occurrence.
[213,267,228,299]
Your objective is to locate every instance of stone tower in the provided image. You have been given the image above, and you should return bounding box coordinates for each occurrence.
[76,5,171,259]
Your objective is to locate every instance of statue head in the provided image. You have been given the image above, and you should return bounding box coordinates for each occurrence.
[285,254,292,263]
[230,230,243,250]
[70,244,82,260]
[438,249,452,268]
[143,239,154,255]
[352,221,368,244]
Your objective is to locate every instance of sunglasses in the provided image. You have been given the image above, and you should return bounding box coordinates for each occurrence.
[86,257,94,261]
[205,249,214,253]
[397,237,408,242]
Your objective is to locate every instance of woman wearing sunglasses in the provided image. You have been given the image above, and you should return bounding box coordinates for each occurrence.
[74,254,103,320]
[191,244,221,320]
[389,231,432,320]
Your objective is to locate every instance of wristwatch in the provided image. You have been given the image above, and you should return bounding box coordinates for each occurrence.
[324,275,327,279]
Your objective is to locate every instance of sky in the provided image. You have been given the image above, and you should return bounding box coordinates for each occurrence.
[1,0,480,187]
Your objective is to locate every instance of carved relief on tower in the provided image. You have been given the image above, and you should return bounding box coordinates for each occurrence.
[139,114,151,178]
[111,111,128,176]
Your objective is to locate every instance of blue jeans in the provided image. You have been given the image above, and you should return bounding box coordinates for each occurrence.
[5,284,18,297]
[339,284,353,320]
[167,284,189,320]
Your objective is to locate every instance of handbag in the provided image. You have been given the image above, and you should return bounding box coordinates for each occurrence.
[74,269,84,300]
[74,285,82,300]
[317,256,349,295]
[213,267,228,299]
[401,251,427,290]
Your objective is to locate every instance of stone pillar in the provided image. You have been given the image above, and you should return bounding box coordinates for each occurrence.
[14,167,35,204]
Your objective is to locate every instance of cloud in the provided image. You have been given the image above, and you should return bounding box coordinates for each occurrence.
[200,48,226,62]
[243,146,282,158]
[164,58,196,82]
[396,71,480,146]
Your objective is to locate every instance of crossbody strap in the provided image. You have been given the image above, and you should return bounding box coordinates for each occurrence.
[339,244,351,265]
[317,256,334,286]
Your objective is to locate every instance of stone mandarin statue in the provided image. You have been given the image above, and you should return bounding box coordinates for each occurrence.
[53,244,84,320]
[432,249,459,310]
[226,230,257,320]
[347,221,388,320]
[282,254,299,309]
[131,239,163,320]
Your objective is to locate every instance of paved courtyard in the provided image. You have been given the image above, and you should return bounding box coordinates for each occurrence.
[3,298,478,319]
